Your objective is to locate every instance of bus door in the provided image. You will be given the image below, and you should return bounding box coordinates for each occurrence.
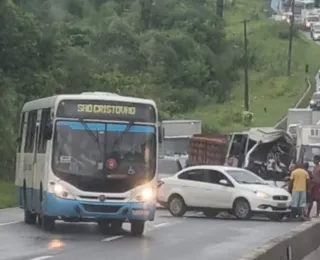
[31,111,41,210]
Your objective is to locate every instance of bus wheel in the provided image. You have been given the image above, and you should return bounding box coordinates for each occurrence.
[130,220,145,236]
[41,215,55,231]
[110,221,123,234]
[24,209,37,225]
[98,220,110,234]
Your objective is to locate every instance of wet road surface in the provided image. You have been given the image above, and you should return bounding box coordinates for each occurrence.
[0,208,301,260]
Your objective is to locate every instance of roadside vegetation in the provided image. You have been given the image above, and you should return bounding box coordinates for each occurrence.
[184,0,320,132]
[0,0,320,208]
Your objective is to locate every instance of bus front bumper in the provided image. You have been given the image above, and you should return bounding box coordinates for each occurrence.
[43,192,156,222]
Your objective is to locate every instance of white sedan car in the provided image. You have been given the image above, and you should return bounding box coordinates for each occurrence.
[157,165,292,221]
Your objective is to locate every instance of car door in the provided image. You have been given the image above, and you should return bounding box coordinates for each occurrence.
[205,170,235,208]
[177,170,209,207]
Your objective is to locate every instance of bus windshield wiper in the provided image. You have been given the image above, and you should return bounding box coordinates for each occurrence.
[111,121,134,151]
[78,118,102,155]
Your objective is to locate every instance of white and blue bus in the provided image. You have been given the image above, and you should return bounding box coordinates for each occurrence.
[15,92,162,236]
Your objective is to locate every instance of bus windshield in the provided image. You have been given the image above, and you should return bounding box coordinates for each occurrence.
[52,120,156,193]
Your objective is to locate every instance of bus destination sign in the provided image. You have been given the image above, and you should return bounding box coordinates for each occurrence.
[56,100,156,123]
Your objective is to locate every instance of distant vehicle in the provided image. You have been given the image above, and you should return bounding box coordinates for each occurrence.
[303,15,320,30]
[15,92,163,236]
[293,0,315,21]
[311,22,320,40]
[157,165,292,221]
[309,92,320,110]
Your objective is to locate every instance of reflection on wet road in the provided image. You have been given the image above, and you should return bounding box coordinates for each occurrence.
[0,208,300,260]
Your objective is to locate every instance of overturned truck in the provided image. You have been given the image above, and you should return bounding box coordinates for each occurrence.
[188,127,295,185]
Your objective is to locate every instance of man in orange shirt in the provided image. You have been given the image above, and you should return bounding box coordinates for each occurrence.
[289,163,309,219]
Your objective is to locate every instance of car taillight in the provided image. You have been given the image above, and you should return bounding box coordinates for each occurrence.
[157,181,164,189]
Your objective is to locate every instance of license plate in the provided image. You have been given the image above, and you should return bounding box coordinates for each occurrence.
[132,209,149,216]
[277,203,286,208]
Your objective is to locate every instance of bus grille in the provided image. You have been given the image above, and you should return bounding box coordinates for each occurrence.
[82,204,121,213]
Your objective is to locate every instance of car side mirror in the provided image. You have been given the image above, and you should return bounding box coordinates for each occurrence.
[219,179,228,186]
[43,123,53,140]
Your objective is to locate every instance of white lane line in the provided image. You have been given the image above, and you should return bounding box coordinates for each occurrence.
[101,235,124,242]
[153,222,171,228]
[0,221,21,226]
[28,256,53,260]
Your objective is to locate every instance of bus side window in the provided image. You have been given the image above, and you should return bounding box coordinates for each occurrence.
[37,108,51,153]
[24,110,37,153]
[17,112,25,152]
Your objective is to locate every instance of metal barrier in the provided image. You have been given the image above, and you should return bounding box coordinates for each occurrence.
[238,219,320,260]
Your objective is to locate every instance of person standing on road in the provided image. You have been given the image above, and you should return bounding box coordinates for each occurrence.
[289,163,309,220]
[308,156,320,217]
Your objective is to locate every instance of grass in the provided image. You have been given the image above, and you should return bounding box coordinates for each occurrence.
[0,181,16,209]
[183,0,320,133]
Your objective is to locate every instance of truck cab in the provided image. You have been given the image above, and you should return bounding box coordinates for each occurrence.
[296,125,320,171]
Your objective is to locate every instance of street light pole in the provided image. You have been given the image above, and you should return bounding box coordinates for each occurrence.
[287,0,295,76]
[243,19,249,111]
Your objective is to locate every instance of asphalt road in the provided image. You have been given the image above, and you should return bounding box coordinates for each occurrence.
[0,207,301,260]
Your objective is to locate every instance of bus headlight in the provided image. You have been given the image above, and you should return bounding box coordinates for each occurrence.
[135,188,155,202]
[53,184,75,200]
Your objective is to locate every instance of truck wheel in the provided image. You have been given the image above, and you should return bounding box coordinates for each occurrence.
[131,220,145,236]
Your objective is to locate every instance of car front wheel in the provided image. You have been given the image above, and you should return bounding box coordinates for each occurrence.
[168,195,187,217]
[233,198,252,220]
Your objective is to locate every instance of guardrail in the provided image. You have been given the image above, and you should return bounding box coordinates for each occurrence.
[274,77,312,129]
[238,219,320,260]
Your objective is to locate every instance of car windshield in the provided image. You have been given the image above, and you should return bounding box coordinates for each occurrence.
[52,120,156,191]
[226,169,266,184]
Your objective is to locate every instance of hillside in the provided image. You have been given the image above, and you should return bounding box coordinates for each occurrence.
[184,0,320,132]
[1,0,320,207]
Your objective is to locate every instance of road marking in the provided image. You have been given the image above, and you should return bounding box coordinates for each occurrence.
[101,235,124,242]
[0,221,21,226]
[153,222,171,228]
[28,256,53,260]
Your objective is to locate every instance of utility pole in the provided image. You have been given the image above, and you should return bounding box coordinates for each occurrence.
[243,19,249,111]
[287,0,295,76]
[216,0,224,18]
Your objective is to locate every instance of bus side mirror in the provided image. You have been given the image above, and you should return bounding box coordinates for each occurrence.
[158,125,164,143]
[43,123,53,140]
